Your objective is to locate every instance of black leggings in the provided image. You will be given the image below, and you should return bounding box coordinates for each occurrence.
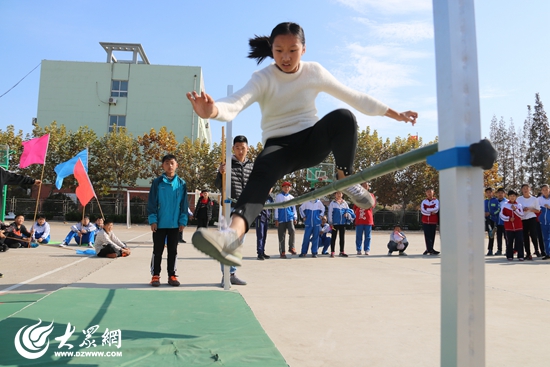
[331,225,346,253]
[233,109,358,231]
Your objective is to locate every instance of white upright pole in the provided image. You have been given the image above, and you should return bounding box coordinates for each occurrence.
[433,1,485,366]
[223,85,234,290]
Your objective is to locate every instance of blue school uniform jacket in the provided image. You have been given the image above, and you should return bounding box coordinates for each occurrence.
[148,174,189,228]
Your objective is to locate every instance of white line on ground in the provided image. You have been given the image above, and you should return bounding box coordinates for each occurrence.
[0,231,152,295]
[0,257,89,295]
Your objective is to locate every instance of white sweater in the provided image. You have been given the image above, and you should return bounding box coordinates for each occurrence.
[214,61,389,144]
[516,195,538,220]
[94,229,126,254]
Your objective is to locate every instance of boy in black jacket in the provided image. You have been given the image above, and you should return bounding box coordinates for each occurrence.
[0,167,41,277]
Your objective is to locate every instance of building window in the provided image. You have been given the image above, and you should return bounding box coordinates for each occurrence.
[111,80,128,97]
[109,115,126,132]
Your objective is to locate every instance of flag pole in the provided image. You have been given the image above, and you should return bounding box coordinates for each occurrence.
[31,134,50,247]
[95,196,105,220]
[32,164,46,223]
[221,127,226,206]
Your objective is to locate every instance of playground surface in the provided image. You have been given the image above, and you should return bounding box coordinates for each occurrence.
[1,222,549,366]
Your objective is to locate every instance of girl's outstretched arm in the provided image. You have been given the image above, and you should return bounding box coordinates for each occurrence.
[186,90,219,119]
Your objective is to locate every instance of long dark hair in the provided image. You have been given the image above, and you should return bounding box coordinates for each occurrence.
[248,22,306,65]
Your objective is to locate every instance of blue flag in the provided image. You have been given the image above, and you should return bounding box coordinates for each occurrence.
[54,149,88,189]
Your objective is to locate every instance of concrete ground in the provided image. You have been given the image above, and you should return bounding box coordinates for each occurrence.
[1,221,549,366]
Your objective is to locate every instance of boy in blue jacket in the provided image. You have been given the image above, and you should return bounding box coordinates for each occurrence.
[147,154,189,287]
[299,191,325,257]
[484,187,500,256]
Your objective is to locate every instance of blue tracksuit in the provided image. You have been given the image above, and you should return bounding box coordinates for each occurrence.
[538,195,550,255]
[299,199,325,255]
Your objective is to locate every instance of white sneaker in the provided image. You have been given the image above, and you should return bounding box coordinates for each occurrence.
[192,228,242,267]
[88,243,94,248]
[342,183,375,209]
[59,242,67,247]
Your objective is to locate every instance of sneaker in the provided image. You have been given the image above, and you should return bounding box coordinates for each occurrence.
[150,275,161,287]
[430,250,440,255]
[168,275,180,286]
[88,243,94,248]
[192,228,242,267]
[494,250,502,256]
[364,251,370,255]
[542,252,548,257]
[262,253,270,259]
[106,253,117,258]
[257,254,265,260]
[339,252,348,257]
[519,258,525,261]
[525,255,533,261]
[486,250,493,256]
[322,252,329,255]
[388,251,392,256]
[298,254,306,258]
[289,248,297,255]
[312,254,318,258]
[535,251,541,257]
[542,255,550,260]
[230,274,247,286]
[341,182,375,209]
[423,250,429,255]
[330,252,335,258]
[507,258,513,261]
[280,253,287,259]
[357,251,362,255]
[59,242,68,247]
[399,252,408,256]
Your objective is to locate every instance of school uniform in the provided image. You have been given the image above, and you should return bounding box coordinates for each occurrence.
[299,199,325,255]
[500,201,525,260]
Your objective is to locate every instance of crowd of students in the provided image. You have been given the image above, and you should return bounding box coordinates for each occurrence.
[485,184,550,261]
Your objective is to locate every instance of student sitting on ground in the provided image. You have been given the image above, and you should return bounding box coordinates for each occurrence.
[60,215,97,247]
[4,214,32,248]
[31,214,50,244]
[94,219,131,258]
[387,224,409,256]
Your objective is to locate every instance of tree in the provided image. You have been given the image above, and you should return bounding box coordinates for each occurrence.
[137,127,178,182]
[529,93,550,188]
[0,125,26,170]
[483,162,502,189]
[175,138,221,192]
[490,115,510,188]
[91,128,141,197]
[511,118,524,189]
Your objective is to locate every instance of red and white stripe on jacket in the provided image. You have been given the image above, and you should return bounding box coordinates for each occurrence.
[421,197,439,224]
[353,194,376,226]
[499,201,524,231]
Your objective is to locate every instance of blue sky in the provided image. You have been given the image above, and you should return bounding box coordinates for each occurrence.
[1,0,549,147]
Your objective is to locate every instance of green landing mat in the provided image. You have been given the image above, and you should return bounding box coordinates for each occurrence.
[0,288,288,367]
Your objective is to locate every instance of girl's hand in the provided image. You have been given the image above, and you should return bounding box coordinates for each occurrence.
[186,90,218,119]
[399,111,418,126]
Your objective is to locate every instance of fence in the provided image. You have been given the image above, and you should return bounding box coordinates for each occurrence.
[4,196,424,230]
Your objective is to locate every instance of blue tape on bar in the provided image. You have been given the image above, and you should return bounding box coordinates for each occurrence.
[426,146,471,171]
[224,199,232,203]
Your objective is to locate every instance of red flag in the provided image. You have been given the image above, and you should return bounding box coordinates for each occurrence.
[20,134,50,168]
[74,158,96,206]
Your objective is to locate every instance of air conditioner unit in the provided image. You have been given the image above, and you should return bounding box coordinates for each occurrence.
[108,97,117,105]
